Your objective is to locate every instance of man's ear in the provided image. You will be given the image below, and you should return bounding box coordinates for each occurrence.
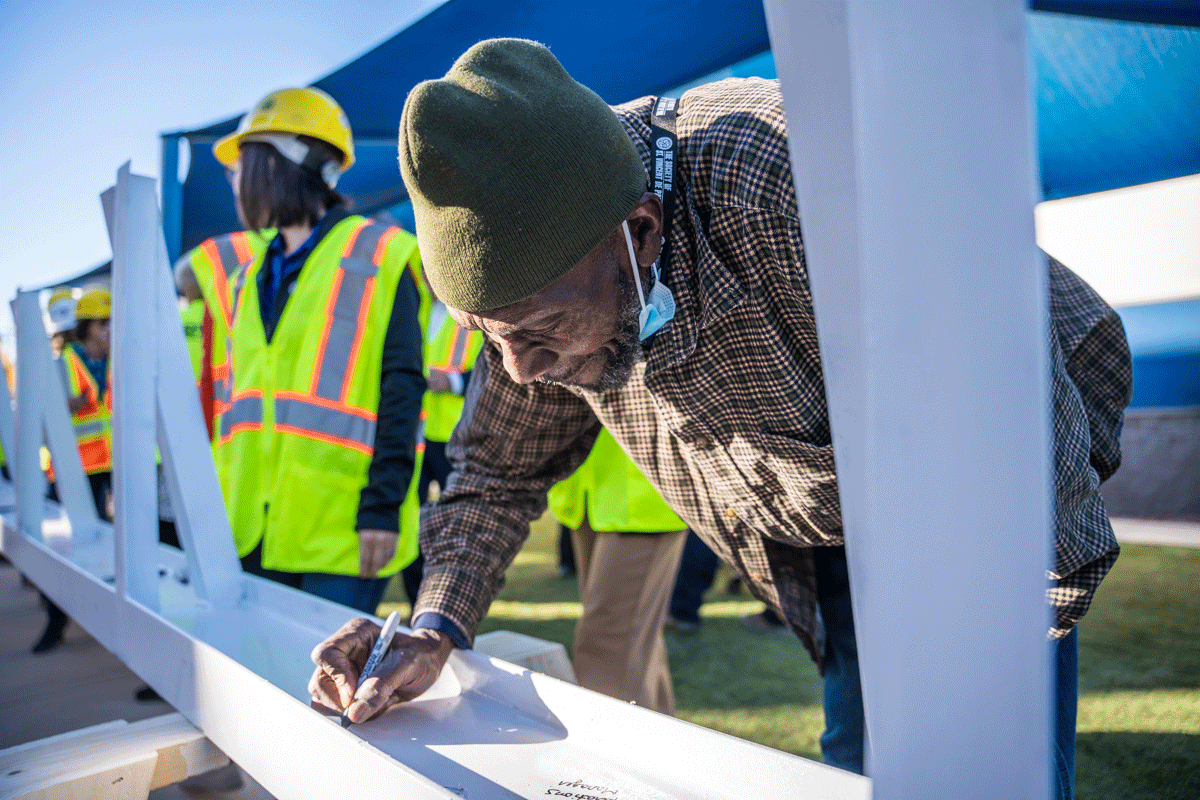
[627,191,664,270]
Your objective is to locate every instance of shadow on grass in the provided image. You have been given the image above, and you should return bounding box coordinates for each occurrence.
[1076,731,1200,800]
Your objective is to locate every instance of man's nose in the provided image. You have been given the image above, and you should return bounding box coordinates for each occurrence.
[503,341,557,385]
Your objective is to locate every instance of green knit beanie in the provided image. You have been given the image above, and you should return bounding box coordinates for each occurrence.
[399,38,648,312]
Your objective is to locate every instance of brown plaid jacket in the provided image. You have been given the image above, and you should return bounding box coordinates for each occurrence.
[415,78,1132,664]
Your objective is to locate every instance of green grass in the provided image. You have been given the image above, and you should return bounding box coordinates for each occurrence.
[381,518,1200,798]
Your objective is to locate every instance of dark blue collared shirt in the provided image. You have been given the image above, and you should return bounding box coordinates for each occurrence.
[257,215,327,342]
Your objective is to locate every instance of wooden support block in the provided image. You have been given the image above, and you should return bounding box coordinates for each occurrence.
[0,713,229,800]
[474,630,577,684]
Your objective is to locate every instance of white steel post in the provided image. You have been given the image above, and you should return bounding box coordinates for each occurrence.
[150,194,243,607]
[763,2,1052,798]
[107,162,162,611]
[12,292,49,541]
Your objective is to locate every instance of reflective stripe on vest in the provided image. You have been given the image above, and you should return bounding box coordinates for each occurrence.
[310,221,400,402]
[218,390,263,444]
[219,265,254,413]
[443,326,472,371]
[62,347,112,473]
[199,231,255,329]
[274,393,375,455]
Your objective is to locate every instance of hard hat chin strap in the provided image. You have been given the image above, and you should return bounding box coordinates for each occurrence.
[242,132,343,188]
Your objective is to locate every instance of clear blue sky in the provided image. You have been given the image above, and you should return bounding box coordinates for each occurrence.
[0,0,443,351]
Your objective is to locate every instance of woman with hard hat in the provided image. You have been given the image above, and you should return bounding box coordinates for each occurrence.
[211,87,428,614]
[61,286,114,516]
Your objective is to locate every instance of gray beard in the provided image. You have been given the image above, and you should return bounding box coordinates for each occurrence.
[537,267,643,393]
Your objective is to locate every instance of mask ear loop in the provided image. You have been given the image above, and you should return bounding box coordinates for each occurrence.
[622,220,648,311]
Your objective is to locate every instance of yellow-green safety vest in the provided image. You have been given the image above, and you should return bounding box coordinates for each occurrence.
[548,428,685,533]
[422,314,484,443]
[181,230,271,427]
[180,298,205,382]
[215,217,431,576]
[60,344,113,475]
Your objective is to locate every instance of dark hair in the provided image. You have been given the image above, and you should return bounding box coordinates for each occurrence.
[74,319,101,342]
[236,135,347,230]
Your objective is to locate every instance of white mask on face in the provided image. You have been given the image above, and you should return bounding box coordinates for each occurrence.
[622,220,676,341]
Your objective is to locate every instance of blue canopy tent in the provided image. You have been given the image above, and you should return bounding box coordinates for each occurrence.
[155,0,1197,407]
[161,0,1200,261]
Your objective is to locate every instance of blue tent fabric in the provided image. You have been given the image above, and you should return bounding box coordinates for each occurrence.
[162,1,1199,261]
[1031,13,1200,199]
[163,0,771,260]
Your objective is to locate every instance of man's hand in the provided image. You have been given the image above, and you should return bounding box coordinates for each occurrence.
[358,529,398,578]
[427,367,453,393]
[309,619,455,723]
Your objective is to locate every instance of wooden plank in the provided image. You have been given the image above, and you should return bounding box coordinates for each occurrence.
[6,751,157,800]
[0,714,228,799]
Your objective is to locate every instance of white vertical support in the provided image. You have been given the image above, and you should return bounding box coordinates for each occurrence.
[763,2,1052,799]
[11,290,99,536]
[12,293,49,540]
[150,196,243,607]
[107,162,161,611]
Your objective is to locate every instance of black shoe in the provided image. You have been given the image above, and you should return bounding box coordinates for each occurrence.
[725,577,743,595]
[31,604,69,654]
[135,684,165,702]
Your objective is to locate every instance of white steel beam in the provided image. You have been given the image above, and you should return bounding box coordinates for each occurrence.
[763,1,1052,798]
[3,163,873,799]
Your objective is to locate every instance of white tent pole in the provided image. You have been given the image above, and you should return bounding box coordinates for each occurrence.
[763,1,1053,798]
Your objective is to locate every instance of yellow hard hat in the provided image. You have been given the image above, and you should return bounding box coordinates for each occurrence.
[76,287,112,321]
[213,87,355,173]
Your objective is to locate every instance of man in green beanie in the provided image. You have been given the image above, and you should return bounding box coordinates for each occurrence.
[310,38,1131,789]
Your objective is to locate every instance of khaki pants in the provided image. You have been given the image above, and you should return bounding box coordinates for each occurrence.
[571,518,687,715]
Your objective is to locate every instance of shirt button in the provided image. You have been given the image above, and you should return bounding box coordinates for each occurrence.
[725,508,737,518]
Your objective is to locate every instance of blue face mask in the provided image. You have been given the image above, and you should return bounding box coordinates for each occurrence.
[622,220,676,341]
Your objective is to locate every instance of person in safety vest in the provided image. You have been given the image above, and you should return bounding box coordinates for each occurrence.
[175,231,271,441]
[399,301,485,606]
[61,287,114,516]
[212,87,429,615]
[547,429,687,715]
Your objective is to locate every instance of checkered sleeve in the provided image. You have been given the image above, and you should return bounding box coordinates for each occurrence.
[414,343,602,642]
[1045,257,1130,638]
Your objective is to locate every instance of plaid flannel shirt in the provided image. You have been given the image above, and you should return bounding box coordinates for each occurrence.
[415,78,1132,665]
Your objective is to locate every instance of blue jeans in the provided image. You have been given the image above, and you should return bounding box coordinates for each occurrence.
[669,531,719,624]
[817,546,1077,799]
[300,573,391,615]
